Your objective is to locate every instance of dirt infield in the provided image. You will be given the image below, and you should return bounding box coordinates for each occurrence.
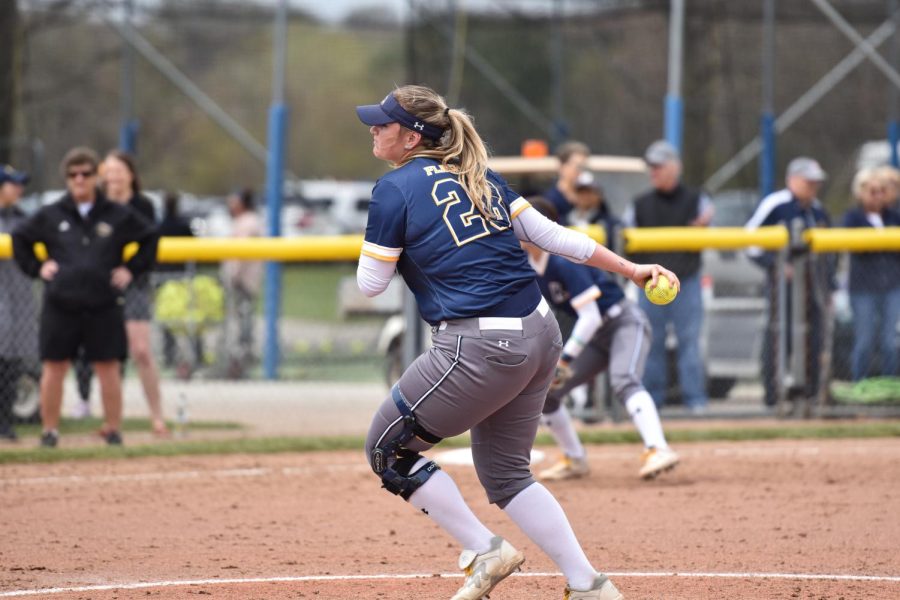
[2,438,899,599]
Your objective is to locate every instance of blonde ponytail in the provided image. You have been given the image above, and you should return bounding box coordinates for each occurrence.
[392,85,496,221]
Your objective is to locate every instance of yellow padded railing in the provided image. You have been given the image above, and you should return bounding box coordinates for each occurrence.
[623,226,788,252]
[15,225,900,262]
[804,227,900,253]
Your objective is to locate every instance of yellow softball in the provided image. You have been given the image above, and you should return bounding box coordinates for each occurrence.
[644,274,677,306]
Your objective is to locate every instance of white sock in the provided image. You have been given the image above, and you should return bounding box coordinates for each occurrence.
[503,483,597,591]
[625,390,669,450]
[541,405,585,459]
[407,461,495,554]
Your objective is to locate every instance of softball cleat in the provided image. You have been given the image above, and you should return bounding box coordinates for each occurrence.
[450,536,524,600]
[539,455,590,481]
[639,447,680,479]
[564,575,624,600]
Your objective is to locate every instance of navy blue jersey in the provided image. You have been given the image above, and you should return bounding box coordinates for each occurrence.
[745,188,831,269]
[533,253,624,320]
[543,183,573,224]
[842,206,900,293]
[362,157,539,324]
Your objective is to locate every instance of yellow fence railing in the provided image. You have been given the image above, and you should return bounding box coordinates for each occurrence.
[805,227,900,253]
[624,226,788,252]
[3,226,898,262]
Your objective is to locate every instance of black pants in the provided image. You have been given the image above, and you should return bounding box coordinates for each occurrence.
[0,357,22,429]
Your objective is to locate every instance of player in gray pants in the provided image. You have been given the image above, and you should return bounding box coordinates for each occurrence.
[523,197,679,481]
[356,85,679,600]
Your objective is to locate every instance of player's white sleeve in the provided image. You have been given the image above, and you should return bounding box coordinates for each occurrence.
[357,242,401,297]
[563,287,602,359]
[509,198,597,263]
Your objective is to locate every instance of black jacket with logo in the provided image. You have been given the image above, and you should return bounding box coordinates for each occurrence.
[12,191,159,311]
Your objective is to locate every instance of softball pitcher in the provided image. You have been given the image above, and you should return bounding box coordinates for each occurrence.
[356,85,680,600]
[523,197,679,481]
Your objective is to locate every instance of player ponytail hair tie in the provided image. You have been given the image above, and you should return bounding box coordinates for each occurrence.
[444,107,451,118]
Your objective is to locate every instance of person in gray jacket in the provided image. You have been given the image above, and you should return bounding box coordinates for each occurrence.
[0,165,38,441]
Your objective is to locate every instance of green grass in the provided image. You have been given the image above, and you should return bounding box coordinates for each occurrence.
[277,263,358,321]
[1,421,898,465]
[13,417,242,438]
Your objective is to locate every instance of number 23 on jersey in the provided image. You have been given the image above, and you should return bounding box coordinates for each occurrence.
[431,178,511,247]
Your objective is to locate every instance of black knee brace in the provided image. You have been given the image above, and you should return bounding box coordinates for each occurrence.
[371,385,442,500]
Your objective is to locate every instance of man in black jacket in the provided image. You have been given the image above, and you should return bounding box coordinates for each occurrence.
[12,147,158,447]
[627,140,714,413]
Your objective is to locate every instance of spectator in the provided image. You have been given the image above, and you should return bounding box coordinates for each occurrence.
[626,140,713,412]
[101,150,168,436]
[570,170,622,253]
[874,165,900,209]
[12,147,158,447]
[841,167,900,380]
[0,164,38,441]
[156,191,198,369]
[745,156,831,407]
[220,188,262,377]
[544,141,590,225]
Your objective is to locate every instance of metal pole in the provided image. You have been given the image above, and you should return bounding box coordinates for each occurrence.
[119,0,138,153]
[775,248,789,416]
[263,0,289,380]
[551,0,568,144]
[810,0,900,90]
[109,19,269,164]
[665,0,685,151]
[760,0,777,196]
[705,16,898,192]
[890,0,900,166]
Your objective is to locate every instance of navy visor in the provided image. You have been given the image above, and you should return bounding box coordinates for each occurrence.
[356,93,445,141]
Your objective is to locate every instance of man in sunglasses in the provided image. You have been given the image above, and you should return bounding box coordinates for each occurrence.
[12,147,158,447]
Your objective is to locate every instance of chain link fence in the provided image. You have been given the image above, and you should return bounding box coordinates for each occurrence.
[3,233,900,435]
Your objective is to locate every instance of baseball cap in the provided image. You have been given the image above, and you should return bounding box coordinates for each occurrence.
[574,170,600,190]
[356,92,445,141]
[786,157,827,182]
[0,164,29,186]
[644,140,680,166]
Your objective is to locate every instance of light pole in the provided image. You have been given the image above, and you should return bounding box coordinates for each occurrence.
[760,0,777,196]
[665,0,685,151]
[263,0,290,379]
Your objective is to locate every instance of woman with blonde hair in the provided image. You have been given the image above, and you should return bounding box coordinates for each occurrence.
[356,85,679,600]
[841,167,900,380]
[101,150,168,436]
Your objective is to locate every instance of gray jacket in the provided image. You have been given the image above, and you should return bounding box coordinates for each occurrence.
[0,205,38,358]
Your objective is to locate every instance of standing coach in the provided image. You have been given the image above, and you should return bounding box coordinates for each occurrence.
[626,140,714,413]
[12,147,158,447]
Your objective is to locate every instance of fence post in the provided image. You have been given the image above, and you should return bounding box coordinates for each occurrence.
[774,246,790,416]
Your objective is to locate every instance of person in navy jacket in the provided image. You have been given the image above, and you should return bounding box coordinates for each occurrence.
[841,167,900,380]
[745,157,831,407]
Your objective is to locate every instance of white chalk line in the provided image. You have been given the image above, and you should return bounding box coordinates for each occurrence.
[1,570,898,597]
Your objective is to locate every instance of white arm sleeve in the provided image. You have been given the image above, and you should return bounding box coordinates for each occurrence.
[563,289,603,359]
[357,253,398,297]
[510,198,597,263]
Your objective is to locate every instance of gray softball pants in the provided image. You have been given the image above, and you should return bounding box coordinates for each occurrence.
[543,300,651,414]
[365,298,562,508]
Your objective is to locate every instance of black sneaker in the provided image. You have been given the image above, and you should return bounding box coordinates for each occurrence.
[40,431,59,448]
[104,430,123,446]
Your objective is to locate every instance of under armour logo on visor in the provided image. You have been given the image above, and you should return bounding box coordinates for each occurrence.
[414,122,425,131]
